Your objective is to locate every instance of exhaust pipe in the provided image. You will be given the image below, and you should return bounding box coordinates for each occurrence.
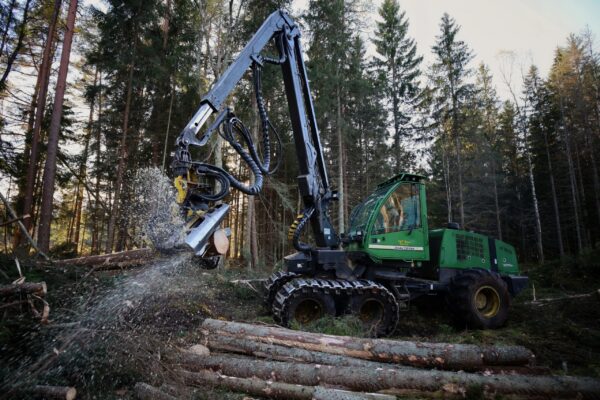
[185,203,230,256]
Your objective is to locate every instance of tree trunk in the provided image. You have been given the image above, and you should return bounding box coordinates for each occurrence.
[560,98,583,253]
[200,319,533,369]
[0,282,46,298]
[134,383,177,400]
[54,248,154,269]
[336,84,345,233]
[454,134,465,228]
[19,0,62,246]
[0,0,17,59]
[544,128,564,257]
[105,61,135,253]
[35,0,79,253]
[491,161,502,240]
[92,73,103,254]
[0,0,33,90]
[28,385,76,400]
[204,336,412,371]
[179,369,395,400]
[177,353,600,399]
[71,69,98,253]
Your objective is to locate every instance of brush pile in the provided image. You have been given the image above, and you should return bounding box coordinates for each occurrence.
[138,318,600,399]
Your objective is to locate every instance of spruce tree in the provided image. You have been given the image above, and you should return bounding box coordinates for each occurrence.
[373,0,422,170]
[429,13,474,228]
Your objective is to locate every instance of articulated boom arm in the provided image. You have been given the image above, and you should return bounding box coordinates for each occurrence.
[173,10,339,256]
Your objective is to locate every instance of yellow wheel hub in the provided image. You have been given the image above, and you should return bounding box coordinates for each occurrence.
[474,286,500,318]
[294,299,323,324]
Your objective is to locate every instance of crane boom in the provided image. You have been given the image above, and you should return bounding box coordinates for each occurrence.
[172,10,339,258]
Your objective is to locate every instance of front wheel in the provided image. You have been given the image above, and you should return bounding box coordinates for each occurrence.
[273,281,336,328]
[448,269,510,329]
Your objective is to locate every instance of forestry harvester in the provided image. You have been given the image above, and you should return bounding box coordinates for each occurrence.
[171,10,529,336]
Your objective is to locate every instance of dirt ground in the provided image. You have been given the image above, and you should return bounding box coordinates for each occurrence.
[0,252,599,399]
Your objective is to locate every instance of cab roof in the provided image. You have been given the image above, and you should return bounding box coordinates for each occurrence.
[377,173,426,188]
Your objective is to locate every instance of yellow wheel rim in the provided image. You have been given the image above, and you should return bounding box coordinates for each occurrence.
[294,299,323,324]
[474,286,500,318]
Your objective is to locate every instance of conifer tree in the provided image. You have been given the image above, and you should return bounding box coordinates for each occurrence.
[373,0,422,170]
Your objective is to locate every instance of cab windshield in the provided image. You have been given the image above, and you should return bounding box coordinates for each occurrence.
[348,187,390,237]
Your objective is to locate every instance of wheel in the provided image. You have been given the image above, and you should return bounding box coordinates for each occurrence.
[273,281,336,328]
[448,269,510,329]
[347,284,398,337]
[264,271,297,308]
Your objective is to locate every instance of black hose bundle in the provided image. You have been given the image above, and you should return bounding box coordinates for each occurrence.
[189,61,283,202]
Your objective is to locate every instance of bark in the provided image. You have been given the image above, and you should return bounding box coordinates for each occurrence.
[20,0,62,243]
[336,83,345,233]
[134,382,177,400]
[105,60,135,253]
[177,353,600,399]
[92,73,103,254]
[204,336,412,371]
[454,133,465,228]
[525,146,544,263]
[201,319,534,369]
[54,248,154,270]
[37,0,79,253]
[28,385,76,400]
[207,337,551,376]
[0,282,46,298]
[179,369,395,400]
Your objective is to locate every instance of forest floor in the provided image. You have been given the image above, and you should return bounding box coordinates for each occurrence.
[0,251,599,399]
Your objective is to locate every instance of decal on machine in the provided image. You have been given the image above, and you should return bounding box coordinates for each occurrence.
[369,244,424,251]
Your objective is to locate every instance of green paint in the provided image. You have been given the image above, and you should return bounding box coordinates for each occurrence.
[346,173,521,275]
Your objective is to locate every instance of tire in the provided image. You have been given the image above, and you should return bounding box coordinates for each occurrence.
[448,269,510,329]
[347,286,398,337]
[264,271,297,308]
[275,284,336,328]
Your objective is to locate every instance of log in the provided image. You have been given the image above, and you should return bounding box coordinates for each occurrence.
[29,385,77,400]
[134,382,177,400]
[204,336,549,376]
[201,319,534,369]
[176,353,600,399]
[179,369,396,400]
[0,282,47,298]
[204,335,413,371]
[54,248,154,270]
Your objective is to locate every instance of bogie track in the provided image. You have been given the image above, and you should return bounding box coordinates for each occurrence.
[270,276,400,336]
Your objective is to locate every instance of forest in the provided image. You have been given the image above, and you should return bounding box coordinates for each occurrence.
[1,0,600,399]
[0,0,599,265]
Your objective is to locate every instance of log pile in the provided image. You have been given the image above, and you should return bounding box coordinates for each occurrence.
[156,318,600,400]
[54,248,155,271]
[0,281,49,323]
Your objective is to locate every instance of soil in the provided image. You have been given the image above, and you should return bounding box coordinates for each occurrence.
[0,252,599,399]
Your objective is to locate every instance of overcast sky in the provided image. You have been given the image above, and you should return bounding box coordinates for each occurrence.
[293,0,600,100]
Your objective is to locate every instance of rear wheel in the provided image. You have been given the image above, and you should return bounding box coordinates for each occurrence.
[347,285,398,337]
[448,269,510,329]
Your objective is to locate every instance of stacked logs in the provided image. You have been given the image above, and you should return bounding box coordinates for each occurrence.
[155,319,600,399]
[0,281,49,323]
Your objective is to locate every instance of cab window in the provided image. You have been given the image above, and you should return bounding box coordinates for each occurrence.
[372,184,421,235]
